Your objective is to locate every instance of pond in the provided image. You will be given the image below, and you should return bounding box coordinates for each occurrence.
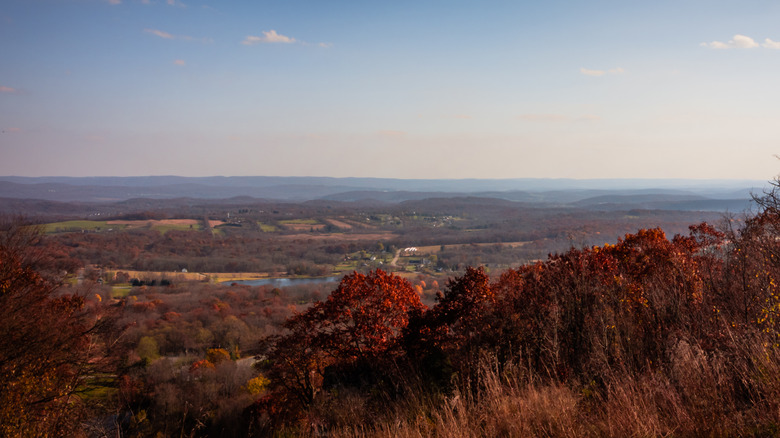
[223,276,342,287]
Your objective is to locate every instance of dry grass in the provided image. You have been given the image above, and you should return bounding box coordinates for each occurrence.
[316,340,780,438]
[428,382,581,437]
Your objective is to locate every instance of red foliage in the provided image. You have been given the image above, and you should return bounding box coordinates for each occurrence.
[162,311,181,321]
[308,269,426,361]
[189,358,216,374]
[260,270,425,414]
[0,219,117,436]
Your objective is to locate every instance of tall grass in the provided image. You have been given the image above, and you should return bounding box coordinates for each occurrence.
[313,330,780,438]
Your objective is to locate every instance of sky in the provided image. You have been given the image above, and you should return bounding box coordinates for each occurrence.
[2,0,780,180]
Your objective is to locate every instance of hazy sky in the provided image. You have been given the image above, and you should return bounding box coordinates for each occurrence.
[2,0,780,180]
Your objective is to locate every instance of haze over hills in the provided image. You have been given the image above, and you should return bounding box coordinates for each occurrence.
[0,176,764,219]
[0,176,766,204]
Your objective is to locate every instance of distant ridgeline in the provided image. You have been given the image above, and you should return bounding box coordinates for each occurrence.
[0,176,763,210]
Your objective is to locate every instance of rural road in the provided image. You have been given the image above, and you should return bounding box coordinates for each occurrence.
[389,249,401,267]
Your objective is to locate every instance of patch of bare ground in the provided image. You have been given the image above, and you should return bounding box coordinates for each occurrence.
[325,219,353,229]
[340,218,379,229]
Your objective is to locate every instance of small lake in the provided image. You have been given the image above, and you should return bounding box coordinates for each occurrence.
[223,276,341,287]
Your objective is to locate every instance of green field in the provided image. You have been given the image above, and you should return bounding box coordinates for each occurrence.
[40,220,201,235]
[257,222,279,232]
[334,260,359,272]
[77,374,118,402]
[111,286,132,298]
[41,220,124,234]
[151,223,201,234]
[278,219,319,225]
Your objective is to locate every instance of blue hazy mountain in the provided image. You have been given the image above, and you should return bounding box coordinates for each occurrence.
[0,176,767,213]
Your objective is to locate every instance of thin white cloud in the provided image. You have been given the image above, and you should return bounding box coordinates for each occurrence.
[145,28,174,39]
[107,0,121,4]
[453,114,472,120]
[763,38,780,49]
[173,59,186,66]
[262,30,294,43]
[166,0,186,7]
[580,68,605,77]
[0,86,17,93]
[702,34,759,49]
[242,36,262,45]
[580,67,624,77]
[242,30,295,45]
[144,28,210,43]
[318,42,333,48]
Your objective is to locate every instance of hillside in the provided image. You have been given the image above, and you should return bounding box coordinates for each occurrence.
[0,176,765,205]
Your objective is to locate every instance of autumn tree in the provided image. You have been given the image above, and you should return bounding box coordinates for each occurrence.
[485,227,719,381]
[0,218,118,437]
[721,181,780,334]
[255,270,425,427]
[401,267,496,390]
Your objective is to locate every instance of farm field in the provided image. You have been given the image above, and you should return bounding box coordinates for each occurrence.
[409,241,529,255]
[257,221,279,232]
[279,231,396,241]
[35,198,726,282]
[105,269,271,283]
[278,219,326,231]
[41,219,219,234]
[41,220,119,233]
[324,218,353,229]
